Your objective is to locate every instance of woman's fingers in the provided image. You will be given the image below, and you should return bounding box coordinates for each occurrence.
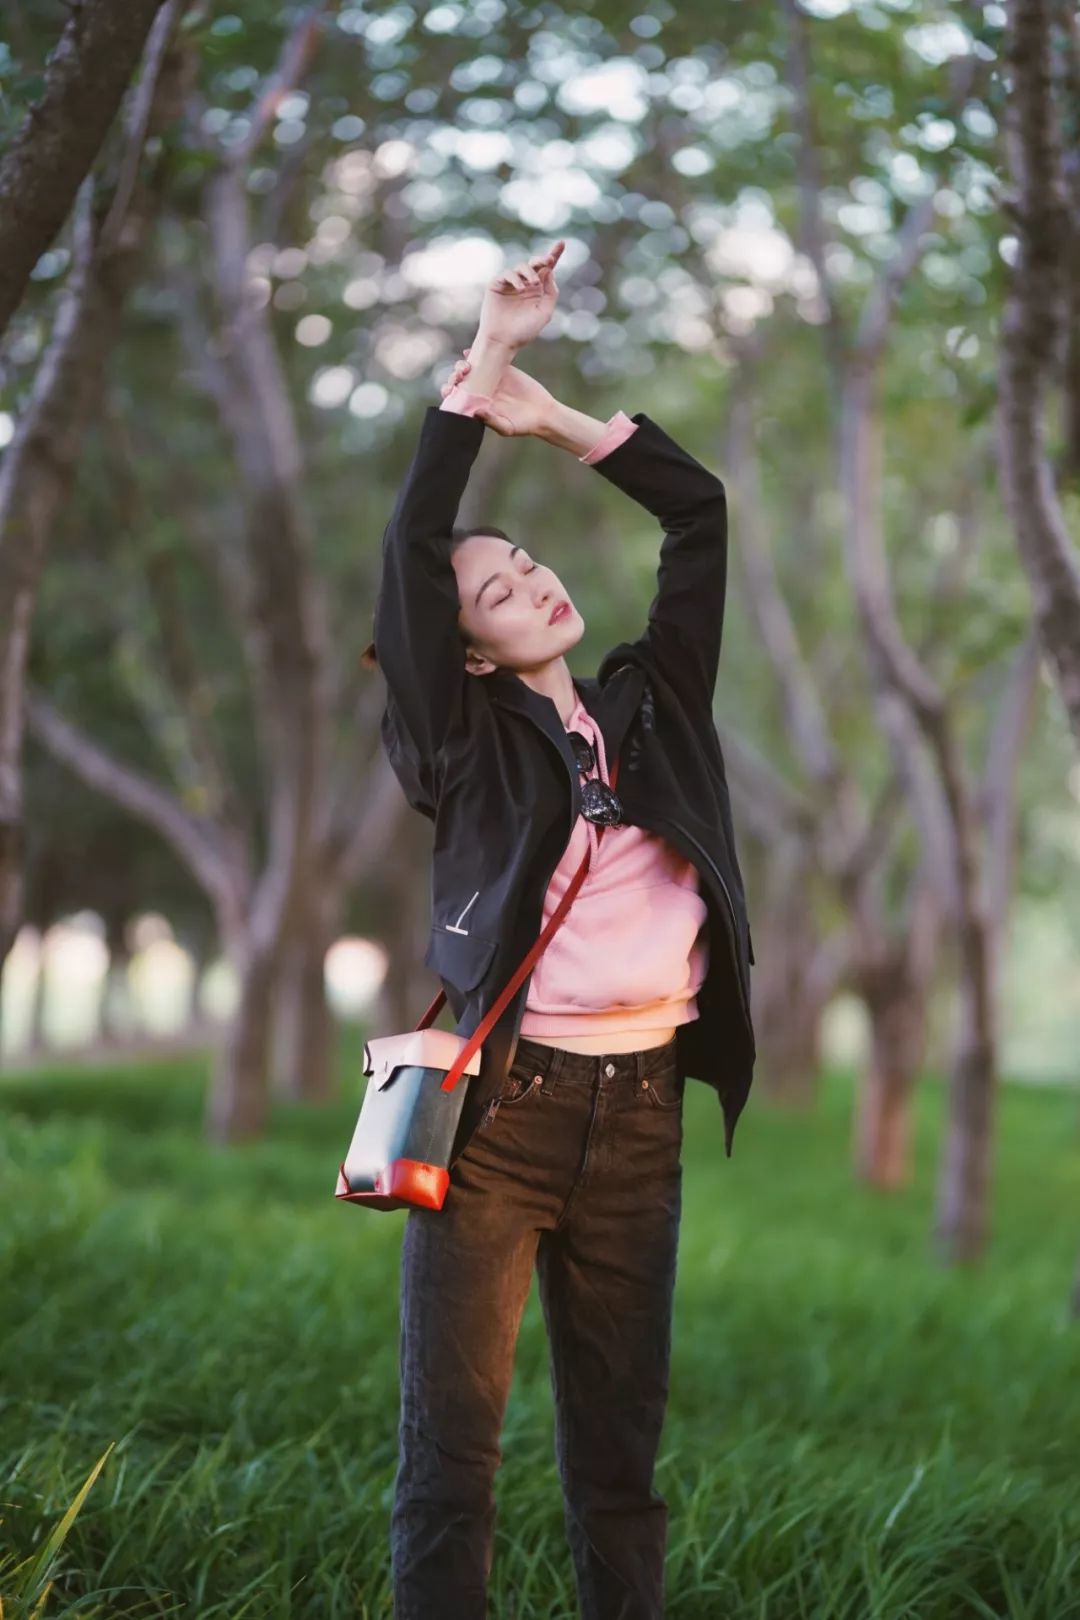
[531,240,565,271]
[496,264,542,293]
[491,243,561,296]
[441,355,472,394]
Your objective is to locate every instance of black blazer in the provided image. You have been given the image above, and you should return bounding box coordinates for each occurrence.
[373,405,756,1165]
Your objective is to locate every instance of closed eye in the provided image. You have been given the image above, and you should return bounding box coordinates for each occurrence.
[494,565,537,606]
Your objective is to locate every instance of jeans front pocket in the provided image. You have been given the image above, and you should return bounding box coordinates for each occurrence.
[498,1062,546,1109]
[639,1062,683,1112]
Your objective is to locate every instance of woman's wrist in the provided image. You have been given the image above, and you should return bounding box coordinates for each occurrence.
[535,398,610,457]
[459,333,521,396]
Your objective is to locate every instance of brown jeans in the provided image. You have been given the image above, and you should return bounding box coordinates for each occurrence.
[391,1032,685,1619]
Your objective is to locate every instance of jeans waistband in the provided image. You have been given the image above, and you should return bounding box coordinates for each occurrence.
[512,1032,678,1086]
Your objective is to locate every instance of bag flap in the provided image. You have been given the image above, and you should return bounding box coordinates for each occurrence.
[363,1028,483,1089]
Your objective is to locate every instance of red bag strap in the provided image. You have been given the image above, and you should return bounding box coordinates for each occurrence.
[411,753,621,1093]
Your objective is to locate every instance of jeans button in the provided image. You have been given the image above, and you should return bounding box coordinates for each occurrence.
[605,1062,615,1077]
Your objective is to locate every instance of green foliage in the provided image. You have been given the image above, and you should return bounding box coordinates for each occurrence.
[1,1443,115,1619]
[1,1052,1079,1618]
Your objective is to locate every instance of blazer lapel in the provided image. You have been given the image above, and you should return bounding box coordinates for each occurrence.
[486,663,646,777]
[571,667,646,773]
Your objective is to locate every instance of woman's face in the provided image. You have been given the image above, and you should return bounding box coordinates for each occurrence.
[452,533,584,676]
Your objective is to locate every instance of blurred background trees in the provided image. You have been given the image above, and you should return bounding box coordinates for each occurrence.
[1,0,1078,1268]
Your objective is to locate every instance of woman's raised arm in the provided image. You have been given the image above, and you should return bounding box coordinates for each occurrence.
[367,242,569,759]
[443,348,639,465]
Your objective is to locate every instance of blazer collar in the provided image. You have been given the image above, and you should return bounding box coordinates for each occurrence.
[486,661,646,774]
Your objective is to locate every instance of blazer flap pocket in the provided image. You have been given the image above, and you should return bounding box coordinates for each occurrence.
[424,925,498,992]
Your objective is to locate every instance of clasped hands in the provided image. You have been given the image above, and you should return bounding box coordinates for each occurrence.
[440,240,566,438]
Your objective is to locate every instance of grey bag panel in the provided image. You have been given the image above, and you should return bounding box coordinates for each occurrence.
[340,1064,467,1193]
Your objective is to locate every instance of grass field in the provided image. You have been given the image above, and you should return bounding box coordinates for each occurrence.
[2,1036,1079,1619]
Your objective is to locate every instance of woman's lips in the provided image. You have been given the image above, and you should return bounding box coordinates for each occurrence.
[549,601,571,624]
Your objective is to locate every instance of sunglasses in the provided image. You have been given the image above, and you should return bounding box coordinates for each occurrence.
[567,730,624,827]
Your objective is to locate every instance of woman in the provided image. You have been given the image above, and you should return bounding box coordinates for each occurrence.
[379,241,752,1620]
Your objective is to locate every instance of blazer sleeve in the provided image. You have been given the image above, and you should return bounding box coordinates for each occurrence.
[372,405,488,766]
[585,411,728,713]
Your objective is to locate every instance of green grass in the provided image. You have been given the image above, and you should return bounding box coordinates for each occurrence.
[1,1038,1079,1619]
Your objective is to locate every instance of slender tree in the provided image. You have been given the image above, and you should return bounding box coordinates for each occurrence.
[997,0,1080,737]
[780,0,1043,1257]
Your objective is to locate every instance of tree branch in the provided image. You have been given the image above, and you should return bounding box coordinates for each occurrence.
[780,0,847,380]
[726,377,843,791]
[715,722,818,839]
[227,3,332,169]
[100,0,183,251]
[0,0,169,338]
[25,691,233,905]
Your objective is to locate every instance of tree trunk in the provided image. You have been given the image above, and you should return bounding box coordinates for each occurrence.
[752,900,828,1109]
[997,0,1080,743]
[853,966,929,1188]
[25,930,51,1058]
[934,910,998,1262]
[372,811,436,1034]
[934,1022,996,1263]
[378,905,429,1035]
[185,948,214,1031]
[756,999,824,1109]
[271,887,342,1102]
[206,947,278,1142]
[191,130,335,1140]
[99,910,133,1041]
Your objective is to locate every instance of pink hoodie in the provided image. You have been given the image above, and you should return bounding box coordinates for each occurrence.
[519,689,710,1040]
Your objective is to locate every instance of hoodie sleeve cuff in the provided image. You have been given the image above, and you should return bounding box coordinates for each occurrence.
[439,383,493,417]
[579,410,638,464]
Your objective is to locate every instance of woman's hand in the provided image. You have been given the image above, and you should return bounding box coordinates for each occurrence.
[441,349,557,438]
[474,240,565,350]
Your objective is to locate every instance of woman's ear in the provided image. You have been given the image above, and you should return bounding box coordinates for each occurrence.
[464,647,497,677]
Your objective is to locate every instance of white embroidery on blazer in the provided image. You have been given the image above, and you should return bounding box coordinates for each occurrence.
[446,889,480,935]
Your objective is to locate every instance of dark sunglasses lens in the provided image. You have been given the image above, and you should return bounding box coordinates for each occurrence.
[581,780,623,826]
[568,731,595,774]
